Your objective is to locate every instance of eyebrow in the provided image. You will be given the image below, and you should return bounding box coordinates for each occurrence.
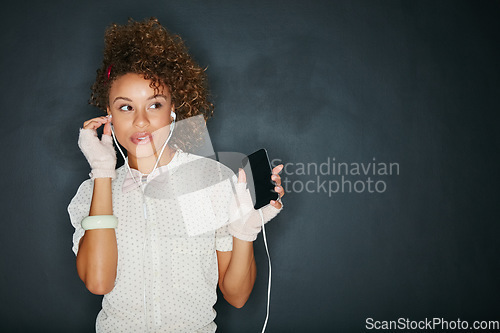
[113,94,168,104]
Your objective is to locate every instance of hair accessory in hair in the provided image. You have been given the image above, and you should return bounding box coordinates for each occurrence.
[106,65,113,80]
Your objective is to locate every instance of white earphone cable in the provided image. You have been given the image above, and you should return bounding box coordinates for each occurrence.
[258,208,272,333]
[151,118,175,173]
[108,115,274,332]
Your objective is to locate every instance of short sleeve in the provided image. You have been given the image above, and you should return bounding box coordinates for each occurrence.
[67,180,93,255]
[215,225,233,252]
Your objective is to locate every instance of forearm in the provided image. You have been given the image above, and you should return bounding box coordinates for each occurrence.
[221,238,257,308]
[76,178,118,295]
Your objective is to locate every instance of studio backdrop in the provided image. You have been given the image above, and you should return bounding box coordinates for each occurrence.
[0,0,499,332]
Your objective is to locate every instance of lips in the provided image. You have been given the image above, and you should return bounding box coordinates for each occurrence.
[130,132,153,145]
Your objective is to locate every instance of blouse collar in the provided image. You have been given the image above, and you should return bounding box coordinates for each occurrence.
[122,149,181,193]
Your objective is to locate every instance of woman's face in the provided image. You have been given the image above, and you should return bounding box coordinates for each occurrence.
[107,73,174,161]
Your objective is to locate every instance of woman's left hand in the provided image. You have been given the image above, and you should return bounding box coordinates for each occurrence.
[270,164,285,209]
[236,163,285,209]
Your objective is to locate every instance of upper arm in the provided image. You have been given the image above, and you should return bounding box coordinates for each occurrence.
[217,250,232,292]
[215,224,233,289]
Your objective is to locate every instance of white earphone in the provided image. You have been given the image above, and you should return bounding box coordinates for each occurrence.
[106,110,175,119]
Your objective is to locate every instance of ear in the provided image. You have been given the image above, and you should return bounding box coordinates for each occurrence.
[106,107,112,120]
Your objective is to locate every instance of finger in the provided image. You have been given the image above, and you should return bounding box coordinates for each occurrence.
[83,117,107,129]
[272,164,284,175]
[237,168,247,183]
[271,173,281,186]
[83,116,107,126]
[82,119,94,128]
[270,199,282,209]
[274,185,284,198]
[82,120,103,130]
[103,118,112,136]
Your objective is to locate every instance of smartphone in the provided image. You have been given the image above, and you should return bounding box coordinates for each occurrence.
[241,148,279,210]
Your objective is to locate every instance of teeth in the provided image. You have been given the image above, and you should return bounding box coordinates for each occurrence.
[138,137,147,140]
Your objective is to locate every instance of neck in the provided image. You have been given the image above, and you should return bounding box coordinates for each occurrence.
[128,145,175,174]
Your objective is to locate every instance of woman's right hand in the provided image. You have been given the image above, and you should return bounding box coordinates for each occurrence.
[78,116,117,179]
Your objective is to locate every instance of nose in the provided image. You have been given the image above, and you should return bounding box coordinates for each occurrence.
[133,110,150,129]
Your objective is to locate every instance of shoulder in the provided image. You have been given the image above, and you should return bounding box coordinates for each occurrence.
[67,178,94,217]
[70,178,94,200]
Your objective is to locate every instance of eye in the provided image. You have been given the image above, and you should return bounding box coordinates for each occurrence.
[149,102,162,109]
[119,105,133,112]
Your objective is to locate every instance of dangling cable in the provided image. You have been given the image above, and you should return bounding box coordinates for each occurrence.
[259,208,272,333]
[110,125,140,189]
[151,116,176,174]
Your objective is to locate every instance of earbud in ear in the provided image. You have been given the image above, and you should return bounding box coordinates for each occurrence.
[171,111,176,120]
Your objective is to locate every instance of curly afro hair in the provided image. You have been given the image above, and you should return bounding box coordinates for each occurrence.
[90,17,214,151]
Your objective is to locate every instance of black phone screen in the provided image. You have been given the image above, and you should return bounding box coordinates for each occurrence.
[241,148,278,210]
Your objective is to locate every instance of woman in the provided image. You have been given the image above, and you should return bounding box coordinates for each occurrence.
[68,17,284,332]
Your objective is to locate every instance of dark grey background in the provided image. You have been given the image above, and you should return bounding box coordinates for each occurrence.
[1,0,499,332]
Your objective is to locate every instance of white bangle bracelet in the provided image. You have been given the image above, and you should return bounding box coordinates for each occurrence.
[81,215,118,230]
